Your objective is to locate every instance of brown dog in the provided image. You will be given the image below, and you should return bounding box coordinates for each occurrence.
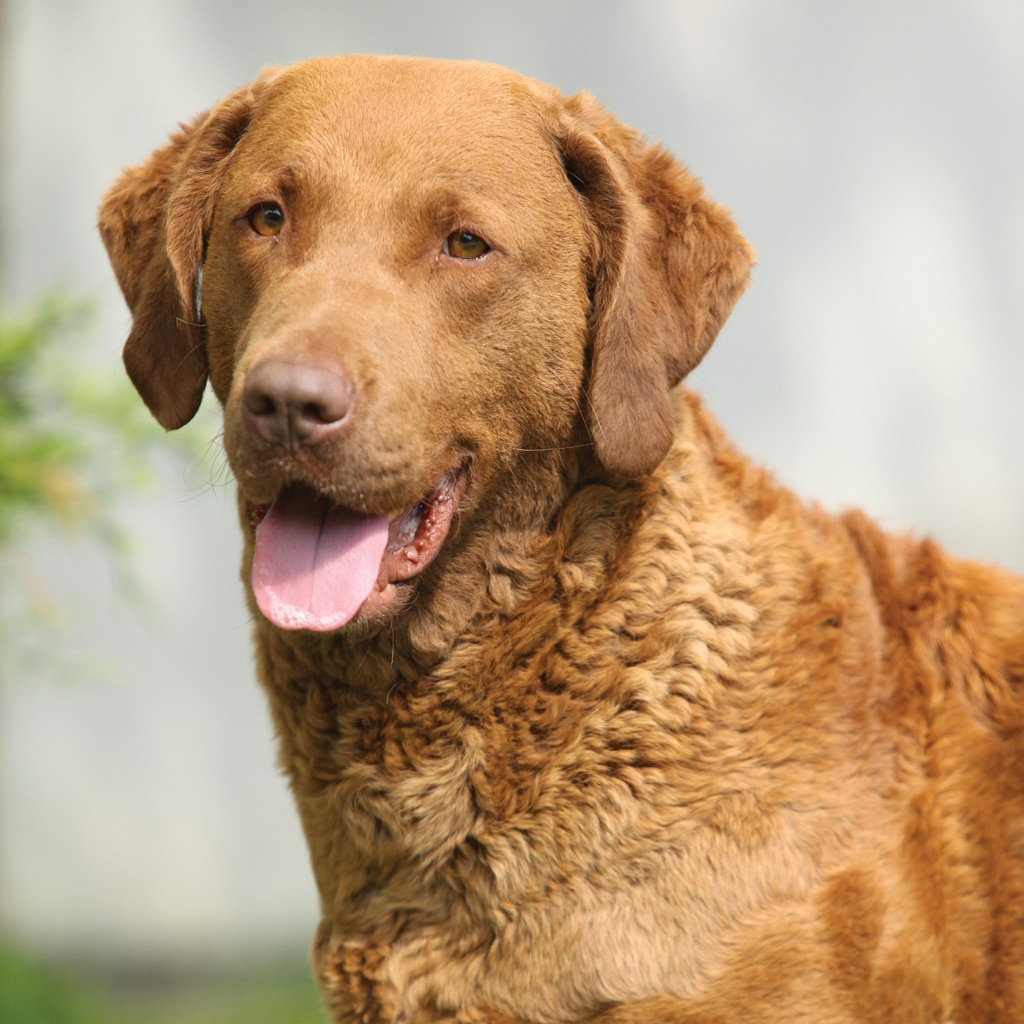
[99,56,1024,1022]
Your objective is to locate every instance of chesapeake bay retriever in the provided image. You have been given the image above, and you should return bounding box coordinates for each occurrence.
[99,55,1024,1022]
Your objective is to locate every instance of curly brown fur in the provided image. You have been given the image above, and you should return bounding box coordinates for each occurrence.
[99,56,1024,1023]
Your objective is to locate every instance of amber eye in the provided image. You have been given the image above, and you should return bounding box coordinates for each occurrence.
[444,230,490,260]
[247,202,285,237]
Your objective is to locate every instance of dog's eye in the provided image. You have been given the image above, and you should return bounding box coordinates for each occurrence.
[247,202,285,237]
[444,230,490,260]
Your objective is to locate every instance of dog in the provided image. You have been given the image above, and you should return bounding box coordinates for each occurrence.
[99,55,1024,1023]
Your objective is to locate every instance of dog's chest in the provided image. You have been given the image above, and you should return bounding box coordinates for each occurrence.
[295,579,834,1018]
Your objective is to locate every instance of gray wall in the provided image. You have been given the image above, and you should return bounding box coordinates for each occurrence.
[1,1,1021,964]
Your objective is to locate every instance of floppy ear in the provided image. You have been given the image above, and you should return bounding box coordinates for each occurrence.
[560,94,755,477]
[98,74,273,429]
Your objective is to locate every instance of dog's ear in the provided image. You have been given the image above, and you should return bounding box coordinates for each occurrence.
[98,73,276,429]
[559,94,755,477]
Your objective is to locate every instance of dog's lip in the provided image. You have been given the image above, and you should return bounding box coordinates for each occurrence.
[248,470,465,549]
[381,471,465,583]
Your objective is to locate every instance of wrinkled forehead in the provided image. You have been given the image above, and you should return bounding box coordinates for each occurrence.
[234,56,563,193]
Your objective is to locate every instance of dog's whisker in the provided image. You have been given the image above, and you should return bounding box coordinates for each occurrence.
[513,442,596,453]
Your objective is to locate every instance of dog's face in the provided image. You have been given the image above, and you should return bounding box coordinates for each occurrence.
[99,56,753,632]
[206,61,593,628]
[208,59,593,503]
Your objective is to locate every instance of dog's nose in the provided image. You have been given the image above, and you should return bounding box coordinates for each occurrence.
[243,359,353,446]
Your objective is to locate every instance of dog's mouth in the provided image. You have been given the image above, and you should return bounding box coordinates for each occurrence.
[249,471,466,632]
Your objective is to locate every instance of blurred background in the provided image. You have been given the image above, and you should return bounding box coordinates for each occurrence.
[1,1,1021,1020]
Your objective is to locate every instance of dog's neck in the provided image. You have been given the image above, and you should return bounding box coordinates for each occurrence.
[252,452,662,907]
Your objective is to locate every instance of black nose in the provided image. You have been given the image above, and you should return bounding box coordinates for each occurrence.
[242,359,353,446]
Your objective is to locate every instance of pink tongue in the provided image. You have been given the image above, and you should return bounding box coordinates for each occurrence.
[252,488,389,632]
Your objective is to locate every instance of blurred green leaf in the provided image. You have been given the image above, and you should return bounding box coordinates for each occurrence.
[0,293,161,545]
[0,290,223,670]
[0,944,109,1024]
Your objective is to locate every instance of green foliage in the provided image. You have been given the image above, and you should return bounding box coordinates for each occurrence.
[0,291,222,653]
[0,944,326,1024]
[0,944,109,1024]
[0,293,165,548]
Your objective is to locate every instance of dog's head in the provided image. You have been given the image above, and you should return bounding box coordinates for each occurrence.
[99,56,753,632]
